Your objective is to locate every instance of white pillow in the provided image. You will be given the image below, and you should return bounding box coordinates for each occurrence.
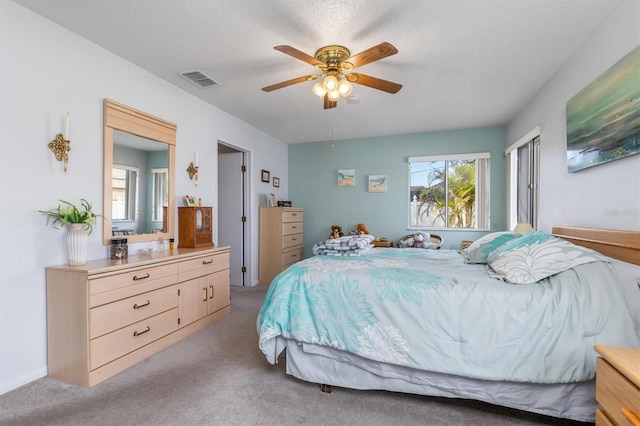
[462,231,521,264]
[486,231,607,284]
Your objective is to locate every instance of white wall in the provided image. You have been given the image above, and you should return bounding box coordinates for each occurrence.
[0,0,287,394]
[507,0,640,232]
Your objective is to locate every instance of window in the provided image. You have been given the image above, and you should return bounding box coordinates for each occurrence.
[112,165,139,221]
[506,130,540,231]
[409,153,490,230]
[152,168,169,222]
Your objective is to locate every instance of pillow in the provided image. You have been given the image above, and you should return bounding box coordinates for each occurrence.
[462,231,521,264]
[486,231,607,284]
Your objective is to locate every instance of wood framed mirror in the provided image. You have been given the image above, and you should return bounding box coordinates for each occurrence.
[103,99,176,245]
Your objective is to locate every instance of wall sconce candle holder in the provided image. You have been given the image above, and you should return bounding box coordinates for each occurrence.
[186,162,199,187]
[48,133,71,172]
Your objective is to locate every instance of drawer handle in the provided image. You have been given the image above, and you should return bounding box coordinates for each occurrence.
[133,326,150,337]
[292,225,297,229]
[292,213,298,216]
[203,287,208,301]
[133,273,150,281]
[292,253,297,258]
[622,408,640,426]
[202,259,213,265]
[133,300,150,309]
[292,237,297,241]
[209,284,214,299]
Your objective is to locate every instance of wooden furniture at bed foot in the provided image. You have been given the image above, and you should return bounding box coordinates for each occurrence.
[46,246,230,387]
[594,345,640,426]
[259,207,303,284]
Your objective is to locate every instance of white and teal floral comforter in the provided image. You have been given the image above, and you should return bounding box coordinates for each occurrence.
[257,248,639,383]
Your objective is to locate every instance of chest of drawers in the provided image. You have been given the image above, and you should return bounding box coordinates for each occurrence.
[259,207,304,284]
[46,246,230,386]
[595,345,640,426]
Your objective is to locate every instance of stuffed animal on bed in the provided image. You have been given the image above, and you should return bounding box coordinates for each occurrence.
[329,225,344,239]
[413,231,431,248]
[356,223,370,235]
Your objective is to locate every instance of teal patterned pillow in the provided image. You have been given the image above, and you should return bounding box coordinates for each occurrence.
[462,231,521,264]
[486,231,607,284]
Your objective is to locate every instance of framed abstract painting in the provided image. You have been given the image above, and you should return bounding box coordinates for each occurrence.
[566,45,640,172]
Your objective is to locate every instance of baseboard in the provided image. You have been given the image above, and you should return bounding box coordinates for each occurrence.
[0,366,48,396]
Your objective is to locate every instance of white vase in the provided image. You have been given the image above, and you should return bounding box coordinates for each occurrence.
[66,223,88,266]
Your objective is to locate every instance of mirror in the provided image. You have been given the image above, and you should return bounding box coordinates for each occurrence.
[103,99,176,245]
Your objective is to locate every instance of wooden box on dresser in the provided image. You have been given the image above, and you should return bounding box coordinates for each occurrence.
[594,345,640,425]
[259,207,303,285]
[178,206,214,248]
[46,246,230,386]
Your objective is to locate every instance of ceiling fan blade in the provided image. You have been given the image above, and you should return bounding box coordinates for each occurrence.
[347,73,402,94]
[343,42,398,69]
[324,94,337,109]
[274,45,324,67]
[262,74,319,92]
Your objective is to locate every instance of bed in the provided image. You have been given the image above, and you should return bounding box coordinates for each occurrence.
[257,227,640,422]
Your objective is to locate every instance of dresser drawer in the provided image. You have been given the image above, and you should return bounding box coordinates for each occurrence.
[596,357,640,425]
[178,252,230,282]
[283,248,303,268]
[283,233,303,250]
[595,409,614,426]
[90,263,178,305]
[90,308,178,370]
[90,285,178,339]
[283,222,303,236]
[283,210,303,222]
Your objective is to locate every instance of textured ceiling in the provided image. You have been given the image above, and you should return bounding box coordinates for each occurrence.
[14,0,621,144]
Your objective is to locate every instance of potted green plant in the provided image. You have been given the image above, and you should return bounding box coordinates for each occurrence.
[39,199,98,265]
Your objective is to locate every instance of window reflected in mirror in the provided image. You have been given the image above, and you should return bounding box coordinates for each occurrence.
[152,168,168,223]
[112,165,139,221]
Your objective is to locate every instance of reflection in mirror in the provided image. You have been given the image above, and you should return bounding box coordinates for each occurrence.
[111,130,169,235]
[103,99,176,245]
[112,164,139,221]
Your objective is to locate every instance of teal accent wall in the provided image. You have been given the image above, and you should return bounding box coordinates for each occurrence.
[288,126,507,257]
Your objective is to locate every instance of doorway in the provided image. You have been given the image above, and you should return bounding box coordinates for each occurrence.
[217,142,248,286]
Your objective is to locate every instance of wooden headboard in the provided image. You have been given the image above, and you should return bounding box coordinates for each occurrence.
[551,226,640,266]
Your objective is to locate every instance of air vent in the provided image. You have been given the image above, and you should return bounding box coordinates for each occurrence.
[179,70,221,88]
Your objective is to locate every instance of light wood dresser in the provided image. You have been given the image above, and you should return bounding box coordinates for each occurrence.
[595,345,640,426]
[46,246,230,386]
[259,207,303,284]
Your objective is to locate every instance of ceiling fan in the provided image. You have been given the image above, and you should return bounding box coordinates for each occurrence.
[262,42,402,109]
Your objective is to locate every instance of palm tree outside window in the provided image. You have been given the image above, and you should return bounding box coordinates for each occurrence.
[409,153,490,230]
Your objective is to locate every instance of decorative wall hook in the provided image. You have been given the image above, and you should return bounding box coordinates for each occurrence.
[49,133,71,172]
[186,162,199,186]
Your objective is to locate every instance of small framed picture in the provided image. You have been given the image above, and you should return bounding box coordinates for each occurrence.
[368,175,387,192]
[338,169,355,187]
[268,193,277,207]
[185,195,197,207]
[261,169,270,183]
[273,177,280,187]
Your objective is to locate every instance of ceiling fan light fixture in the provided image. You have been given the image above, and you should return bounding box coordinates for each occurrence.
[322,75,338,92]
[312,81,327,97]
[327,90,340,102]
[338,79,353,97]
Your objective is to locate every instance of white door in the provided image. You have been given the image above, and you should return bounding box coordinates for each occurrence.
[218,147,246,286]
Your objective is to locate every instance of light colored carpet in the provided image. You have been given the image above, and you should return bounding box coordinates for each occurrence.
[0,286,589,425]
